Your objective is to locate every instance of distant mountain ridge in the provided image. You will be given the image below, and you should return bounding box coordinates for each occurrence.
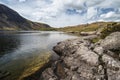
[0,4,51,30]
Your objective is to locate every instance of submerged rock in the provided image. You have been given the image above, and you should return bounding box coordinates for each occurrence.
[0,70,10,79]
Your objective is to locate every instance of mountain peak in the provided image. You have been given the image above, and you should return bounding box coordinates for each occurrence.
[0,4,51,30]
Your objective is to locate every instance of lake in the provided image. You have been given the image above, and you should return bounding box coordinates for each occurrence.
[0,31,77,80]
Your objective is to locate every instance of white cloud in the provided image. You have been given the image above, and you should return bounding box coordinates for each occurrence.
[100,12,115,18]
[100,11,120,21]
[0,0,120,27]
[19,0,26,2]
[87,7,97,19]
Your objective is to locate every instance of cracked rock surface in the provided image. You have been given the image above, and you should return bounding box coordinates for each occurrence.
[40,32,120,80]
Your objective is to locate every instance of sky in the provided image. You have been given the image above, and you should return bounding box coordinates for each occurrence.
[0,0,120,27]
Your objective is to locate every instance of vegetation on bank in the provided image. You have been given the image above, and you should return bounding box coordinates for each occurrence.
[58,22,119,35]
[100,22,120,38]
[57,23,100,32]
[37,27,57,31]
[0,27,56,31]
[57,22,120,43]
[91,22,120,43]
[57,22,119,32]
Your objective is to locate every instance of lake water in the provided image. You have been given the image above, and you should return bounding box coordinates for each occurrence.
[0,31,77,80]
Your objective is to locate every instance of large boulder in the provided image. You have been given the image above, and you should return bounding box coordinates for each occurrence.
[100,32,120,50]
[41,32,120,80]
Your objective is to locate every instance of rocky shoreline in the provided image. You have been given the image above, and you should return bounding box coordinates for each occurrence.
[40,32,120,80]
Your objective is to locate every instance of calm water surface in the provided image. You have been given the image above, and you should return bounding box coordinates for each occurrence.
[0,31,78,80]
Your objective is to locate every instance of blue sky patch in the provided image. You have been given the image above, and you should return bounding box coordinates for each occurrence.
[66,9,80,15]
[101,8,115,14]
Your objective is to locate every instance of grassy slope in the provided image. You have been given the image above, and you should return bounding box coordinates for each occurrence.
[57,22,119,32]
[58,22,120,33]
[57,22,120,43]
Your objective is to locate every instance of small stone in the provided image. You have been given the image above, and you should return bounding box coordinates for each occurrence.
[70,66,78,71]
[94,46,104,55]
[72,73,80,80]
[98,65,104,74]
[49,78,54,80]
[77,68,81,74]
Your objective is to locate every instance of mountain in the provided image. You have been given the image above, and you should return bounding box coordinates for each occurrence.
[0,4,51,30]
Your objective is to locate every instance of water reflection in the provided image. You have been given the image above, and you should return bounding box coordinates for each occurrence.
[0,34,20,57]
[0,31,77,80]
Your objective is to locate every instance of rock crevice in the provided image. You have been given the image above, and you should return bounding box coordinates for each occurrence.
[40,32,120,80]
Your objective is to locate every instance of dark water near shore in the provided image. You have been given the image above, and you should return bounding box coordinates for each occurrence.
[0,31,77,80]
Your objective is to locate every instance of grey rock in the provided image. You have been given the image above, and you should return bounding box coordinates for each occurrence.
[41,32,120,80]
[72,73,80,80]
[40,68,57,80]
[100,32,120,50]
[94,46,104,55]
[70,66,78,71]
